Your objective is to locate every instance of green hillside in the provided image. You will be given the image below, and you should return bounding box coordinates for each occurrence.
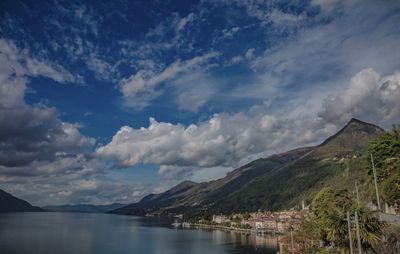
[210,118,383,213]
[111,147,312,216]
[112,118,384,217]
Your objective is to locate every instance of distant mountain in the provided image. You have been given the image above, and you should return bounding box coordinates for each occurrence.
[44,203,127,213]
[111,118,384,217]
[0,189,45,213]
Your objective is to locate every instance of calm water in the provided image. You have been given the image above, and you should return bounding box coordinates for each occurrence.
[0,212,279,254]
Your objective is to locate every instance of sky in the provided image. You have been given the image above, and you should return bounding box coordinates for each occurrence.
[0,0,400,206]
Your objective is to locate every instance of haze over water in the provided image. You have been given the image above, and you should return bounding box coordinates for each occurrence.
[0,212,278,254]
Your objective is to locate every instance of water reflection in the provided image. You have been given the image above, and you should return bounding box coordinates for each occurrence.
[0,213,278,254]
[208,229,280,252]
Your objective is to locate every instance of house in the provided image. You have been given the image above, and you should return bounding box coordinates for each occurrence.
[212,215,229,224]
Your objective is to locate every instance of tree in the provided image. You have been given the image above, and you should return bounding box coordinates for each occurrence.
[381,172,400,205]
[368,126,400,180]
[308,188,384,253]
[356,207,384,251]
[368,126,400,206]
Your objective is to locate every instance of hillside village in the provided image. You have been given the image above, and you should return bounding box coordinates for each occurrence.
[211,209,307,233]
[184,206,310,234]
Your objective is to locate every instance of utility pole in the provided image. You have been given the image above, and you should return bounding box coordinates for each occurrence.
[355,181,360,206]
[355,211,362,254]
[290,228,295,254]
[347,212,354,254]
[370,154,381,211]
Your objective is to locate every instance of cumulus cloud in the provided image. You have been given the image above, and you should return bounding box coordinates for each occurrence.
[320,68,400,126]
[96,112,323,173]
[0,39,115,205]
[98,66,400,181]
[0,39,95,176]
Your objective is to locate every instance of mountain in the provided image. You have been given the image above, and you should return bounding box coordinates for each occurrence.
[211,119,384,213]
[111,118,384,217]
[112,147,312,216]
[44,203,127,213]
[0,189,45,213]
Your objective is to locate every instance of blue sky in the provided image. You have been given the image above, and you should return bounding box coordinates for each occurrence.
[1,0,400,205]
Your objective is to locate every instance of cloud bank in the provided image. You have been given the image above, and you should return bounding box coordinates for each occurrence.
[98,67,400,178]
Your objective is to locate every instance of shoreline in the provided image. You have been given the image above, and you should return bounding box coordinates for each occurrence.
[182,222,282,235]
[183,222,252,233]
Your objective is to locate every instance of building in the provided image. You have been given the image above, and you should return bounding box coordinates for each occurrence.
[212,215,229,224]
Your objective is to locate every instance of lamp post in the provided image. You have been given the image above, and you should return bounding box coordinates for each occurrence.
[290,228,295,254]
[370,154,381,212]
[347,212,354,254]
[355,181,360,206]
[355,211,362,254]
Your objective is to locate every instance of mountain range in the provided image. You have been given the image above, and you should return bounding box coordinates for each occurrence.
[0,189,45,213]
[111,118,384,217]
[44,203,127,213]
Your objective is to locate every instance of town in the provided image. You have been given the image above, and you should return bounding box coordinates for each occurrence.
[182,204,310,235]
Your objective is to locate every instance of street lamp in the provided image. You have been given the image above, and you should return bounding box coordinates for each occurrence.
[370,154,383,212]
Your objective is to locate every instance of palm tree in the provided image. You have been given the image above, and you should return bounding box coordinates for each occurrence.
[356,207,384,251]
[310,188,385,253]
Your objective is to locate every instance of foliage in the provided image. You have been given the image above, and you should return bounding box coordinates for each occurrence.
[242,212,251,220]
[368,126,400,180]
[297,188,385,253]
[291,216,323,253]
[357,207,385,250]
[213,121,382,214]
[381,171,400,205]
[212,157,346,213]
[312,188,355,218]
[367,126,400,206]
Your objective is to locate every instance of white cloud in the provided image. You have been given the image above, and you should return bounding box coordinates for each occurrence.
[245,48,255,60]
[174,71,219,112]
[267,9,305,26]
[320,68,400,126]
[25,58,77,83]
[0,39,95,175]
[86,55,114,81]
[0,39,80,84]
[0,171,151,206]
[96,112,315,170]
[217,1,305,27]
[230,55,243,64]
[98,66,400,181]
[120,52,219,109]
[176,13,194,31]
[310,0,352,14]
[222,26,241,39]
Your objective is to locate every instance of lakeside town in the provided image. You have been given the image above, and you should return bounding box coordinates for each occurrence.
[168,202,311,234]
[171,197,400,253]
[172,201,399,234]
[192,208,308,234]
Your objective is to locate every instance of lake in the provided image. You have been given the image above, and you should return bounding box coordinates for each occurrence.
[0,212,279,254]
